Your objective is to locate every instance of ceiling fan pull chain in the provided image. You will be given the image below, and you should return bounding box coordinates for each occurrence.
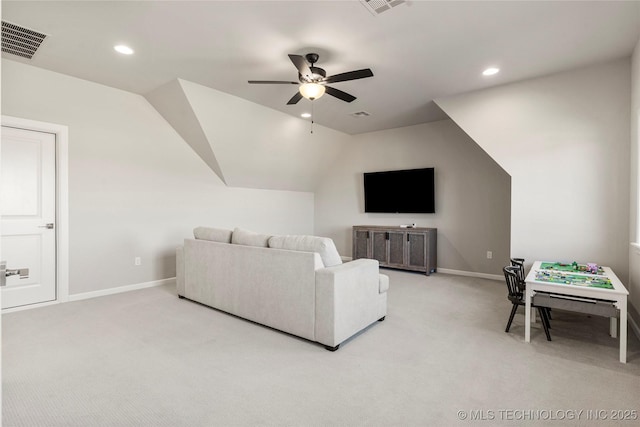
[311,100,314,134]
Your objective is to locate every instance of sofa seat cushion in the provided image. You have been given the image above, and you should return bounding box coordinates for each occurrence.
[193,226,233,243]
[268,235,342,267]
[232,227,271,247]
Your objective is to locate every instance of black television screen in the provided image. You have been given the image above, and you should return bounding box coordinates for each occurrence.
[364,168,435,213]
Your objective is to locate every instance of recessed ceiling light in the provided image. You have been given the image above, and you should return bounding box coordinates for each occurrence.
[114,45,134,55]
[301,113,312,118]
[482,67,500,76]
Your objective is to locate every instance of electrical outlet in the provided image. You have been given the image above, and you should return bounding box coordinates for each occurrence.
[486,251,493,259]
[135,257,141,266]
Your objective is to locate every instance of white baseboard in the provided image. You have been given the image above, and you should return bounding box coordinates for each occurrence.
[437,268,503,281]
[2,299,62,314]
[8,271,639,342]
[629,312,640,341]
[2,278,175,313]
[68,277,175,302]
[343,258,503,281]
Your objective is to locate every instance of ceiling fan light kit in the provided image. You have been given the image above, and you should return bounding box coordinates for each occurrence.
[299,82,325,100]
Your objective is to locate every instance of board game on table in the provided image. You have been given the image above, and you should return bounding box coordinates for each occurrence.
[539,261,604,274]
[533,270,613,289]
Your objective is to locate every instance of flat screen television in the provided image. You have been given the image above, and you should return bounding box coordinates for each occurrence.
[364,167,435,213]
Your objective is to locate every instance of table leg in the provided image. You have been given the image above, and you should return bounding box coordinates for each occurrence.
[610,317,617,338]
[619,297,627,363]
[525,288,532,342]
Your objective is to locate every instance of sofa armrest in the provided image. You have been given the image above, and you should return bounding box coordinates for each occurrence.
[315,258,388,347]
[320,258,381,283]
[176,246,185,296]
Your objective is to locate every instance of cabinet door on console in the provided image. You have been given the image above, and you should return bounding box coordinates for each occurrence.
[371,231,388,263]
[388,231,405,267]
[407,232,427,269]
[353,229,370,259]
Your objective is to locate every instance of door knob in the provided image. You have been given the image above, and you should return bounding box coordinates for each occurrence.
[38,223,54,229]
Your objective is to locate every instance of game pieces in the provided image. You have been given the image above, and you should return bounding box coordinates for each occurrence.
[539,261,605,275]
[534,270,614,289]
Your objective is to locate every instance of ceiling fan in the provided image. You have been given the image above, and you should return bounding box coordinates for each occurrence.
[248,53,374,105]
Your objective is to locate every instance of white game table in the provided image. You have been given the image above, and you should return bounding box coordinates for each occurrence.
[524,261,628,363]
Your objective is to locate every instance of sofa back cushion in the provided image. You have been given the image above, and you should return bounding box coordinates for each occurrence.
[232,227,271,247]
[193,226,233,243]
[268,235,342,267]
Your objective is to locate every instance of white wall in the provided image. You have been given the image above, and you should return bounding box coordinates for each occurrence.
[630,37,640,319]
[1,59,314,295]
[314,119,511,275]
[436,59,631,281]
[146,78,350,192]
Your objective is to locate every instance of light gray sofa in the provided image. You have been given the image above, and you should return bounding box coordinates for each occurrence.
[176,227,389,351]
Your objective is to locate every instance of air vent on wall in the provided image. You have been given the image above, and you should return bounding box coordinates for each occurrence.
[2,21,47,59]
[360,0,405,15]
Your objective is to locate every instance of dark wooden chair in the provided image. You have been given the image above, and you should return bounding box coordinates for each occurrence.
[510,258,526,282]
[510,257,552,320]
[503,265,551,341]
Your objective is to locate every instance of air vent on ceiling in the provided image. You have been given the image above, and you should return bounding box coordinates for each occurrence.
[360,0,405,15]
[351,111,371,118]
[2,21,47,59]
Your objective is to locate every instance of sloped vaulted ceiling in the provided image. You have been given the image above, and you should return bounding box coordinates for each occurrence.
[145,79,350,192]
[145,79,228,184]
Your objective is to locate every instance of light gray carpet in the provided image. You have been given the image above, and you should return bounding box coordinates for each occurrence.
[2,270,639,426]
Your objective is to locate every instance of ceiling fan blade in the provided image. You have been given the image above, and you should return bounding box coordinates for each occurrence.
[287,91,303,105]
[325,86,356,103]
[324,68,374,84]
[248,80,298,84]
[288,54,313,80]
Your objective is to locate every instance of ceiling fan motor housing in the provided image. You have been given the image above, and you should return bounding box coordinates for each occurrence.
[300,66,326,83]
[305,53,319,64]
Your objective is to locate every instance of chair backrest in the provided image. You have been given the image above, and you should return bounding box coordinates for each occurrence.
[503,266,524,300]
[510,258,526,282]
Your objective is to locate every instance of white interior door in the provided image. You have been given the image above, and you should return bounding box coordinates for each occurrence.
[1,126,56,309]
